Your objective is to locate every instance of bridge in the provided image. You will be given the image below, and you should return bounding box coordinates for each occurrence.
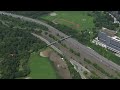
[47,35,72,47]
[31,33,71,55]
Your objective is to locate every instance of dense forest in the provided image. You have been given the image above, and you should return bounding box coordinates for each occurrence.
[90,11,119,30]
[0,15,46,79]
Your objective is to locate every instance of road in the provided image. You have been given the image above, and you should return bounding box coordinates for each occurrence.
[31,33,63,55]
[32,33,88,78]
[47,35,72,46]
[1,11,120,72]
[70,59,91,79]
[107,12,120,24]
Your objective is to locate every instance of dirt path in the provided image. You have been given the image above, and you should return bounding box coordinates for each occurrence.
[49,52,72,79]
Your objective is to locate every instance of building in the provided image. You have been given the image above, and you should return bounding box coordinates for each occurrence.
[98,28,120,53]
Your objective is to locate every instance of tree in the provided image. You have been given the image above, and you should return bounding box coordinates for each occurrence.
[83,71,88,76]
[44,31,48,35]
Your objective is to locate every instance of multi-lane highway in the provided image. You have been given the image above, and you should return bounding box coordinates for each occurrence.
[0,11,120,72]
[47,35,72,46]
[31,33,63,55]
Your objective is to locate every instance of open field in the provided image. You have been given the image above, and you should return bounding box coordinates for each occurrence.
[28,52,58,79]
[41,11,95,31]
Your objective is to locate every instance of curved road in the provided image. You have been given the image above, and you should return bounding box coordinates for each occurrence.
[0,11,120,72]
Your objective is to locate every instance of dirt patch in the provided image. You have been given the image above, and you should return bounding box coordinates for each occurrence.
[40,48,71,79]
[49,51,72,79]
[25,77,31,79]
[50,13,57,16]
[40,48,52,57]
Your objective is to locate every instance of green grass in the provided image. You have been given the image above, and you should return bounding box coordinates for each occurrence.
[28,52,58,79]
[41,11,95,31]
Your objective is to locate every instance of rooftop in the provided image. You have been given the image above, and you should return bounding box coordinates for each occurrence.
[111,36,120,42]
[101,27,117,37]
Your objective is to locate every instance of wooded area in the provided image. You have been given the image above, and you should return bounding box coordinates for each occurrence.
[91,11,119,30]
[0,14,46,79]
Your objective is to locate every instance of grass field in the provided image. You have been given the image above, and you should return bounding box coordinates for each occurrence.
[41,11,95,31]
[28,52,58,79]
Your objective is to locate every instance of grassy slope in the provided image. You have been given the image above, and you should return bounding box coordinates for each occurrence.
[28,52,57,79]
[41,11,95,31]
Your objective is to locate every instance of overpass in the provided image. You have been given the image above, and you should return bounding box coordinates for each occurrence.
[31,33,63,55]
[47,35,72,46]
[32,33,71,55]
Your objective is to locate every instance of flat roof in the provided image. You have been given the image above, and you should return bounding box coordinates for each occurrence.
[111,36,120,42]
[101,27,117,37]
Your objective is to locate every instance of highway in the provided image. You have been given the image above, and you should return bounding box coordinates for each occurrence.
[70,59,90,79]
[47,35,72,46]
[1,11,120,72]
[31,33,63,55]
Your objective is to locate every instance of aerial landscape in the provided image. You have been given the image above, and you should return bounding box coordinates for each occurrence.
[0,11,120,79]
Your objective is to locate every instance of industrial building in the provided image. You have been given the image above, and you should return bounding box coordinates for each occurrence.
[98,28,120,53]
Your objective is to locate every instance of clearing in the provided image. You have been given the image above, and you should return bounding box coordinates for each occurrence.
[28,52,58,79]
[41,11,95,31]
